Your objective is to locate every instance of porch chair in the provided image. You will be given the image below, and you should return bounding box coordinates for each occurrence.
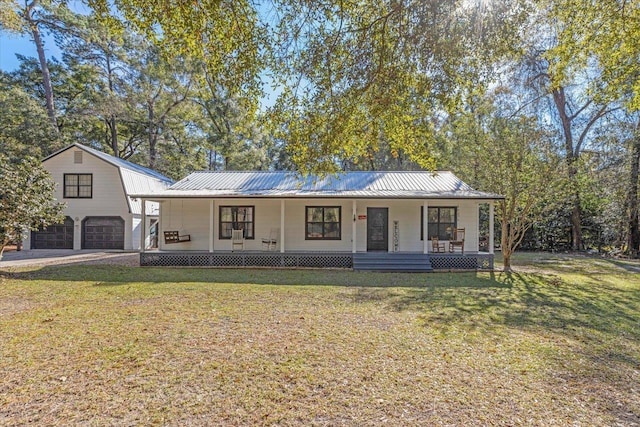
[431,236,446,253]
[448,228,465,254]
[261,228,279,251]
[231,229,245,251]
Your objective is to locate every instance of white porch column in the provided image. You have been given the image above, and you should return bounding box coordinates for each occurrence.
[489,202,495,255]
[352,200,357,253]
[157,201,163,250]
[140,198,146,252]
[477,202,481,252]
[423,200,429,254]
[280,199,285,253]
[73,217,82,250]
[209,200,215,253]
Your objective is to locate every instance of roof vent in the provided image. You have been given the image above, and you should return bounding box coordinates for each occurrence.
[74,151,83,164]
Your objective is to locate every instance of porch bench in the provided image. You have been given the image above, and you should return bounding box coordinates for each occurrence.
[163,230,191,244]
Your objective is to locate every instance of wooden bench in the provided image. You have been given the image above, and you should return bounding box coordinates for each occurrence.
[163,230,191,244]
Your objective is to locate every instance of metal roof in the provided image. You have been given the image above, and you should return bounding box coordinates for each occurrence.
[134,171,503,199]
[44,143,174,184]
[44,143,173,214]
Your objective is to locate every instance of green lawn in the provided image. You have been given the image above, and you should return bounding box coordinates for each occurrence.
[1,254,639,425]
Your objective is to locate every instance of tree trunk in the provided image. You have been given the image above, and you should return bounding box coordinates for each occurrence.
[553,87,583,251]
[628,126,640,258]
[148,101,157,169]
[106,56,119,156]
[571,189,583,251]
[26,2,58,133]
[501,216,512,272]
[109,116,119,156]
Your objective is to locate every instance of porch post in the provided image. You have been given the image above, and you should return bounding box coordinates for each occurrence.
[140,198,146,253]
[209,199,214,253]
[423,200,429,254]
[157,201,162,250]
[489,201,495,255]
[477,202,481,252]
[352,200,357,253]
[280,199,285,253]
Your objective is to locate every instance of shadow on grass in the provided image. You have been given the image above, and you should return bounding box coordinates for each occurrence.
[3,264,509,289]
[385,270,639,333]
[375,269,640,370]
[348,267,640,426]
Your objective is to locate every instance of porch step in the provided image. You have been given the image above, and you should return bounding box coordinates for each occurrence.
[352,252,433,272]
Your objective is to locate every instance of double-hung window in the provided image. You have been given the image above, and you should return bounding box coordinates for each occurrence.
[219,206,255,239]
[421,206,457,240]
[306,206,341,240]
[64,174,92,198]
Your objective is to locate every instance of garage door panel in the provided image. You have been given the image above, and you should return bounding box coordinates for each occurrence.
[82,217,124,250]
[31,217,74,249]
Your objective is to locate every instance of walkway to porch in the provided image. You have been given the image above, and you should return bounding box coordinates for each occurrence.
[140,251,494,271]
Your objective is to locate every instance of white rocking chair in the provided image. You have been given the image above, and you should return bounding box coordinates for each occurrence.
[261,228,279,251]
[232,229,245,251]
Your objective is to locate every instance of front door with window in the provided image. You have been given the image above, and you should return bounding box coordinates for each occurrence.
[367,208,388,251]
[149,218,159,249]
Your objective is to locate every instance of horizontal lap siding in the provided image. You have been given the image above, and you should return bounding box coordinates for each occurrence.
[285,200,353,251]
[42,149,133,250]
[160,199,284,251]
[357,200,480,252]
[456,200,479,253]
[355,200,422,252]
[160,200,210,251]
[157,198,480,253]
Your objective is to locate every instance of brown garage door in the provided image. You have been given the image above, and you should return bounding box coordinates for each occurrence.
[82,216,125,249]
[31,216,74,249]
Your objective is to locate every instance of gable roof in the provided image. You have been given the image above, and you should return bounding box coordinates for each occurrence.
[135,171,502,199]
[44,143,173,214]
[44,143,173,184]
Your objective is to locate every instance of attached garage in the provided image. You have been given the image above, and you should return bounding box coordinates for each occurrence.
[31,216,74,249]
[82,216,125,249]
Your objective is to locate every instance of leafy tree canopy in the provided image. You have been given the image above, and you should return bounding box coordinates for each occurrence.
[85,0,528,174]
[88,0,267,111]
[547,0,640,110]
[0,155,65,258]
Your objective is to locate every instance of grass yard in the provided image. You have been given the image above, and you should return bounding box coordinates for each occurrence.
[1,254,639,426]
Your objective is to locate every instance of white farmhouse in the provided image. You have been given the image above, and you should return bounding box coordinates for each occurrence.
[135,171,502,271]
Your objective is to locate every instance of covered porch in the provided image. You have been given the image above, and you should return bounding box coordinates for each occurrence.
[137,196,496,271]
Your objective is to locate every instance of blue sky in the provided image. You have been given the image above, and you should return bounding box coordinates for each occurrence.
[0,11,283,109]
[0,0,89,72]
[0,31,281,108]
[0,33,61,71]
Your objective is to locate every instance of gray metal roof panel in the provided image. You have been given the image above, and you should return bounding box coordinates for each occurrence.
[79,144,173,183]
[136,171,502,199]
[44,143,174,184]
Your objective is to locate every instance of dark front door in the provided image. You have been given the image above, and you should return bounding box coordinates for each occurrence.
[367,208,388,251]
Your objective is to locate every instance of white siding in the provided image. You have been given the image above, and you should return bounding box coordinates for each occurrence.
[132,216,141,250]
[42,149,133,249]
[157,198,481,253]
[283,199,353,251]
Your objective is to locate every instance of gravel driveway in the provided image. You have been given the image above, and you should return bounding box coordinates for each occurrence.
[0,250,139,268]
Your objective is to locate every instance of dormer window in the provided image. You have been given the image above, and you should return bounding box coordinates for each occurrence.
[64,173,93,198]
